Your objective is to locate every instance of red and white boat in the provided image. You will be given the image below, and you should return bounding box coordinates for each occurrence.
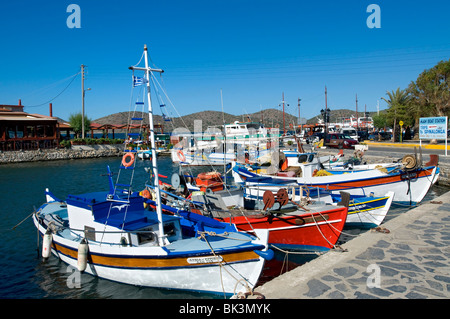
[162,174,349,253]
[216,204,348,253]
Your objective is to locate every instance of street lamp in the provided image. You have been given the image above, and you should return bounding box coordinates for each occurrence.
[320,108,330,143]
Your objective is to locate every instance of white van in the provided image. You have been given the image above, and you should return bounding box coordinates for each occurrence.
[341,128,358,141]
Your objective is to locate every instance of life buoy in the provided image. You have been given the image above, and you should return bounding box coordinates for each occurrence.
[122,152,135,167]
[177,150,186,162]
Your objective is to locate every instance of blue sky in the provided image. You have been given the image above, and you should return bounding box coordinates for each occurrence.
[1,0,449,123]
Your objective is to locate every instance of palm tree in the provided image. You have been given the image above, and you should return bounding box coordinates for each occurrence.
[381,88,410,142]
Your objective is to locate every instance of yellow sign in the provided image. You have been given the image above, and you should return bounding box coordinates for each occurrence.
[399,121,404,126]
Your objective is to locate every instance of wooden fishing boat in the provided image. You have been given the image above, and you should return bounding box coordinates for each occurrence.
[242,184,395,229]
[32,45,272,297]
[232,154,439,205]
[155,173,349,253]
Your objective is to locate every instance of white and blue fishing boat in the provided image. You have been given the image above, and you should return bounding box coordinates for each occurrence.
[32,45,272,296]
[232,152,440,206]
[330,191,394,228]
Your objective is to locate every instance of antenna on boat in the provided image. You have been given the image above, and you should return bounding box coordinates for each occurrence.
[129,45,166,246]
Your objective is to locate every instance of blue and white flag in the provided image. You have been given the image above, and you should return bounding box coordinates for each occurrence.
[133,76,147,87]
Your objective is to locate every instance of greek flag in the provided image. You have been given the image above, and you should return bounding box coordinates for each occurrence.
[133,76,147,87]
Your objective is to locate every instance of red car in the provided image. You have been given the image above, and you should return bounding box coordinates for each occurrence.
[324,133,359,149]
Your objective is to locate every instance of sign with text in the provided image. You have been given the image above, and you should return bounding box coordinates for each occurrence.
[419,116,448,139]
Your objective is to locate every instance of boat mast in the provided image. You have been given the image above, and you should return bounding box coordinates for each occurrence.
[130,45,166,246]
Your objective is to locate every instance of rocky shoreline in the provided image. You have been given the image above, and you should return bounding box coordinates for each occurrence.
[0,148,122,164]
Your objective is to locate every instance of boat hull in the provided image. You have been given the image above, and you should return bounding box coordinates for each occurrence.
[234,164,439,205]
[33,211,267,296]
[220,206,348,252]
[343,191,394,228]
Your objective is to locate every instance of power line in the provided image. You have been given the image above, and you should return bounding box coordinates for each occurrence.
[25,70,81,108]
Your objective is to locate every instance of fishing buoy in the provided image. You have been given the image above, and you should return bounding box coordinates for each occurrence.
[77,238,89,272]
[42,229,53,259]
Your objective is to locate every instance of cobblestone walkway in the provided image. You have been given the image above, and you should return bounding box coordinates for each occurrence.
[256,191,450,299]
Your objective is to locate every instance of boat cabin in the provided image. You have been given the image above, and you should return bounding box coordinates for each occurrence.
[224,121,268,138]
[65,191,183,247]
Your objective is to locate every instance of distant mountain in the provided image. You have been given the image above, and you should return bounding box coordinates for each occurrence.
[94,108,378,132]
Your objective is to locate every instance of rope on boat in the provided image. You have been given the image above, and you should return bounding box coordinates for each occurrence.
[197,231,252,242]
[197,231,254,299]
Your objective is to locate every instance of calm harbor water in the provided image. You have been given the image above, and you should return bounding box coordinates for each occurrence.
[0,156,447,299]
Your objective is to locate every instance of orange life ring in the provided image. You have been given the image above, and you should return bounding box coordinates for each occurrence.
[122,152,135,167]
[177,150,186,162]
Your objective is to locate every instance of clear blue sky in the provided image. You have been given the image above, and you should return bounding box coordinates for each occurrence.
[1,0,449,123]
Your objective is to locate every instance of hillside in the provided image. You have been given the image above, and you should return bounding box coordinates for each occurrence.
[94,108,379,132]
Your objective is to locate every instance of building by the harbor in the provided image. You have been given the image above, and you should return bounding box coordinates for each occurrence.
[0,100,70,151]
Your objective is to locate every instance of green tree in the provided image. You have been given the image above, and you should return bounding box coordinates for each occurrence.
[372,113,387,131]
[381,88,410,142]
[408,59,450,117]
[69,113,91,138]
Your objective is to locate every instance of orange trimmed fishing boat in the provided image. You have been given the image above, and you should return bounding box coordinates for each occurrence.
[232,153,440,206]
[32,45,273,297]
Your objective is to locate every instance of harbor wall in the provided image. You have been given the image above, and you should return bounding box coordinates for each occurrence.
[0,148,122,164]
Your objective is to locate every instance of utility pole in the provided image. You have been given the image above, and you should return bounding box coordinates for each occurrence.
[282,92,285,135]
[356,94,359,131]
[325,86,328,139]
[81,64,85,138]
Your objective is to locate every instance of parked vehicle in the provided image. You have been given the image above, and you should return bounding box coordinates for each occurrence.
[341,128,358,141]
[325,133,359,149]
[357,131,369,142]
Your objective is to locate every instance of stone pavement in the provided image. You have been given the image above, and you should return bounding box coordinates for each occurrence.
[255,191,450,299]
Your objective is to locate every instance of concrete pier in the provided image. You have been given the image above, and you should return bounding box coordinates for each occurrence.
[255,191,450,299]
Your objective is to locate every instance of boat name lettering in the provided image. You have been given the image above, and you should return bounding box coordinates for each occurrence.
[400,172,418,180]
[187,256,223,264]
